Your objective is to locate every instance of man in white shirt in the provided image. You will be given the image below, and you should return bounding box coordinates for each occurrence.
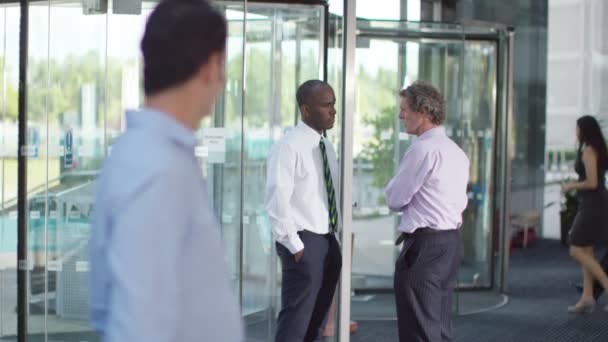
[385,81,469,342]
[265,80,342,342]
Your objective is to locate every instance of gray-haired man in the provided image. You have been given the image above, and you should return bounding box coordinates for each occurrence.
[385,81,470,342]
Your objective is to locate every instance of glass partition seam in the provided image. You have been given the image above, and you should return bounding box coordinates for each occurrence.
[245,0,326,5]
[497,30,515,293]
[322,4,328,81]
[494,35,505,292]
[357,31,501,42]
[17,0,29,339]
[487,40,499,289]
[43,0,50,339]
[500,31,515,293]
[488,39,499,290]
[238,0,247,311]
[498,34,508,292]
[293,12,299,126]
[455,25,465,315]
[104,11,109,158]
[269,8,281,127]
[339,0,356,339]
[0,8,6,336]
[395,40,404,266]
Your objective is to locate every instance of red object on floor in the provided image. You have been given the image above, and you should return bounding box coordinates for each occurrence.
[511,227,537,249]
[350,321,358,333]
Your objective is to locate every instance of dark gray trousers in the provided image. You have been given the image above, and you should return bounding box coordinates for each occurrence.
[394,229,463,342]
[275,230,342,342]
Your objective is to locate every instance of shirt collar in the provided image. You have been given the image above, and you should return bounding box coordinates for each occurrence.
[417,126,446,141]
[296,121,324,144]
[126,108,197,149]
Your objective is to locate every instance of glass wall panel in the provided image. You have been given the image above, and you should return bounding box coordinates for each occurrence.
[26,2,52,338]
[9,1,327,340]
[350,23,465,299]
[349,20,501,320]
[106,6,150,139]
[20,0,244,340]
[356,0,401,20]
[0,5,20,339]
[459,41,497,287]
[350,37,400,295]
[454,0,548,232]
[1,0,526,339]
[25,1,107,340]
[326,0,344,140]
[237,9,275,336]
[202,2,245,330]
[239,4,325,340]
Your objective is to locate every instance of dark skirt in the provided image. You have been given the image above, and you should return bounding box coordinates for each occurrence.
[569,189,608,246]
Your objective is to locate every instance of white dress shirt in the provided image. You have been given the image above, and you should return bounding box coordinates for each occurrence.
[385,126,470,233]
[90,108,243,341]
[265,121,340,254]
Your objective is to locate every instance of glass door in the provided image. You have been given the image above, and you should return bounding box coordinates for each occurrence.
[215,3,327,341]
[6,1,327,340]
[348,20,503,320]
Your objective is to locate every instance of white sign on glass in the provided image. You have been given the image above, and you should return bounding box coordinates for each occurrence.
[48,260,63,272]
[76,261,90,272]
[202,128,227,164]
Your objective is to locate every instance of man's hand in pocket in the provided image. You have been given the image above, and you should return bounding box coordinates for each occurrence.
[294,249,304,263]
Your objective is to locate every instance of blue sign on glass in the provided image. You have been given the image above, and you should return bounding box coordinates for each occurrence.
[64,129,73,168]
[28,126,40,158]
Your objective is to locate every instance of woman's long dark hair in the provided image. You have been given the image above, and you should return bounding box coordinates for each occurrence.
[577,115,608,171]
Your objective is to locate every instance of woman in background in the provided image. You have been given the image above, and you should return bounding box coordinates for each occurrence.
[562,115,608,313]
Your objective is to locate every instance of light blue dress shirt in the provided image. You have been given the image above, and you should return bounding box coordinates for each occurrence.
[90,108,243,342]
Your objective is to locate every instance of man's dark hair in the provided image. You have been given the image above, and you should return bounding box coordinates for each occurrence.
[399,81,446,125]
[141,0,227,95]
[296,80,328,107]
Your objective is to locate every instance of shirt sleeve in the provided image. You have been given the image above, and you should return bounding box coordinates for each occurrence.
[264,143,304,254]
[104,168,192,341]
[385,145,436,212]
[89,177,110,334]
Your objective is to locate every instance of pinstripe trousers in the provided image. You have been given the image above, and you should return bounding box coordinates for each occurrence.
[275,231,342,342]
[394,229,463,342]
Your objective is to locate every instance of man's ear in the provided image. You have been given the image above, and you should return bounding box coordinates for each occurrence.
[300,104,310,121]
[193,61,211,85]
[210,51,226,84]
[195,52,225,84]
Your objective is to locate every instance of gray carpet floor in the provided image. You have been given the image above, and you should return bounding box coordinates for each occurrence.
[351,239,608,342]
[5,239,608,341]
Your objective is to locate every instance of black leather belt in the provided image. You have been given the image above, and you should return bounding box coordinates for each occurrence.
[394,227,447,245]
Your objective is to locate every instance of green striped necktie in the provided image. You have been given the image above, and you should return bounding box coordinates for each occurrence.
[319,138,337,233]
